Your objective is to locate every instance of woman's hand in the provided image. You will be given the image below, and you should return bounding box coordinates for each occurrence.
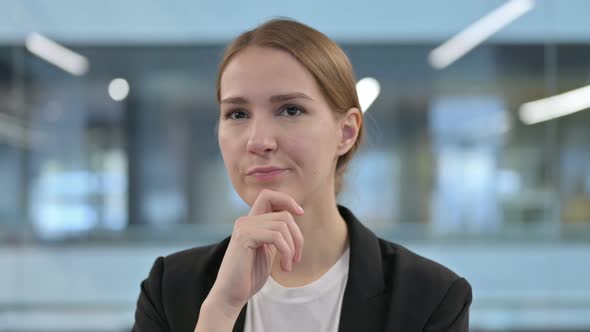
[206,189,304,316]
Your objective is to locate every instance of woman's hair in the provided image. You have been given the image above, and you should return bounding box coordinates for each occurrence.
[216,18,363,195]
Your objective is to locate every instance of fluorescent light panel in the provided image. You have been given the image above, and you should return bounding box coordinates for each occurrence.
[429,0,535,69]
[519,85,590,125]
[108,78,130,101]
[356,77,381,113]
[25,32,89,76]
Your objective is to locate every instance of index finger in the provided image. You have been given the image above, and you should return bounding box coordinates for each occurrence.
[248,189,304,217]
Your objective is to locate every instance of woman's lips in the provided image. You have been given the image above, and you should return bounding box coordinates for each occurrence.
[249,169,286,181]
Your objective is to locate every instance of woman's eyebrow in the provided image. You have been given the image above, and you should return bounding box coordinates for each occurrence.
[220,96,248,105]
[269,93,315,103]
[220,92,315,105]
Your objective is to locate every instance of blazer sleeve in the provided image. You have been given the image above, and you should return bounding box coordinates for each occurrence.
[423,277,472,332]
[132,257,171,332]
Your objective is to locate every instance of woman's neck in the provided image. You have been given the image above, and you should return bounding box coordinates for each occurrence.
[270,197,349,287]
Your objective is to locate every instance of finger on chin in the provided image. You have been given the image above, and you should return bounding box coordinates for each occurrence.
[249,189,303,217]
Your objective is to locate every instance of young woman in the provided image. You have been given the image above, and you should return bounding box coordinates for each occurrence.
[133,18,472,332]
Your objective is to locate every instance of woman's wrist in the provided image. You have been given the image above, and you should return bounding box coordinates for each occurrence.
[194,293,244,332]
[204,293,245,320]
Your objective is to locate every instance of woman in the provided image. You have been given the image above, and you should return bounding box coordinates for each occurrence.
[133,18,472,332]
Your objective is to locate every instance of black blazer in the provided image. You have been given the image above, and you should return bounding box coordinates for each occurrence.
[133,205,472,332]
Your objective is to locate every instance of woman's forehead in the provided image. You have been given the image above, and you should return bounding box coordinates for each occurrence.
[220,46,322,101]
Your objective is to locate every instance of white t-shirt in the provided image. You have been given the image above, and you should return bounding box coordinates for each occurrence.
[244,247,350,332]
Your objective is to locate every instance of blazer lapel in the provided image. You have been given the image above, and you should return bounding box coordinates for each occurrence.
[337,205,387,332]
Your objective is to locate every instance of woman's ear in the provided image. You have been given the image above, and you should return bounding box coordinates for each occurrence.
[337,107,362,156]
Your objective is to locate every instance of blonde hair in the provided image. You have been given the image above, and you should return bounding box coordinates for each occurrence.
[216,18,363,195]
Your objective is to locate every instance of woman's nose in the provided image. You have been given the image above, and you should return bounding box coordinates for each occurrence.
[246,118,277,155]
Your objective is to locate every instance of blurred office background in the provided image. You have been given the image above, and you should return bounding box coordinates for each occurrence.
[1,0,590,331]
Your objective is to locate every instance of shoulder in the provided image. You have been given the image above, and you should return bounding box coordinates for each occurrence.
[159,236,231,285]
[379,238,473,328]
[376,237,472,310]
[140,237,231,304]
[339,203,471,309]
[378,237,463,286]
[134,238,232,330]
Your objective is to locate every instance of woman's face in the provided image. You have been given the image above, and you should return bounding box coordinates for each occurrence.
[218,46,351,207]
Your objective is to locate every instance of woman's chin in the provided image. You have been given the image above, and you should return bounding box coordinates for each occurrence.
[242,185,299,205]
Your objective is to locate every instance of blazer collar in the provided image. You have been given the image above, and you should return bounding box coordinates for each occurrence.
[231,205,386,332]
[337,205,386,332]
[337,204,385,298]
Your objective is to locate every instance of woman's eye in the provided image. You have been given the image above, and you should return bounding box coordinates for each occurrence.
[279,106,304,117]
[225,110,247,119]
